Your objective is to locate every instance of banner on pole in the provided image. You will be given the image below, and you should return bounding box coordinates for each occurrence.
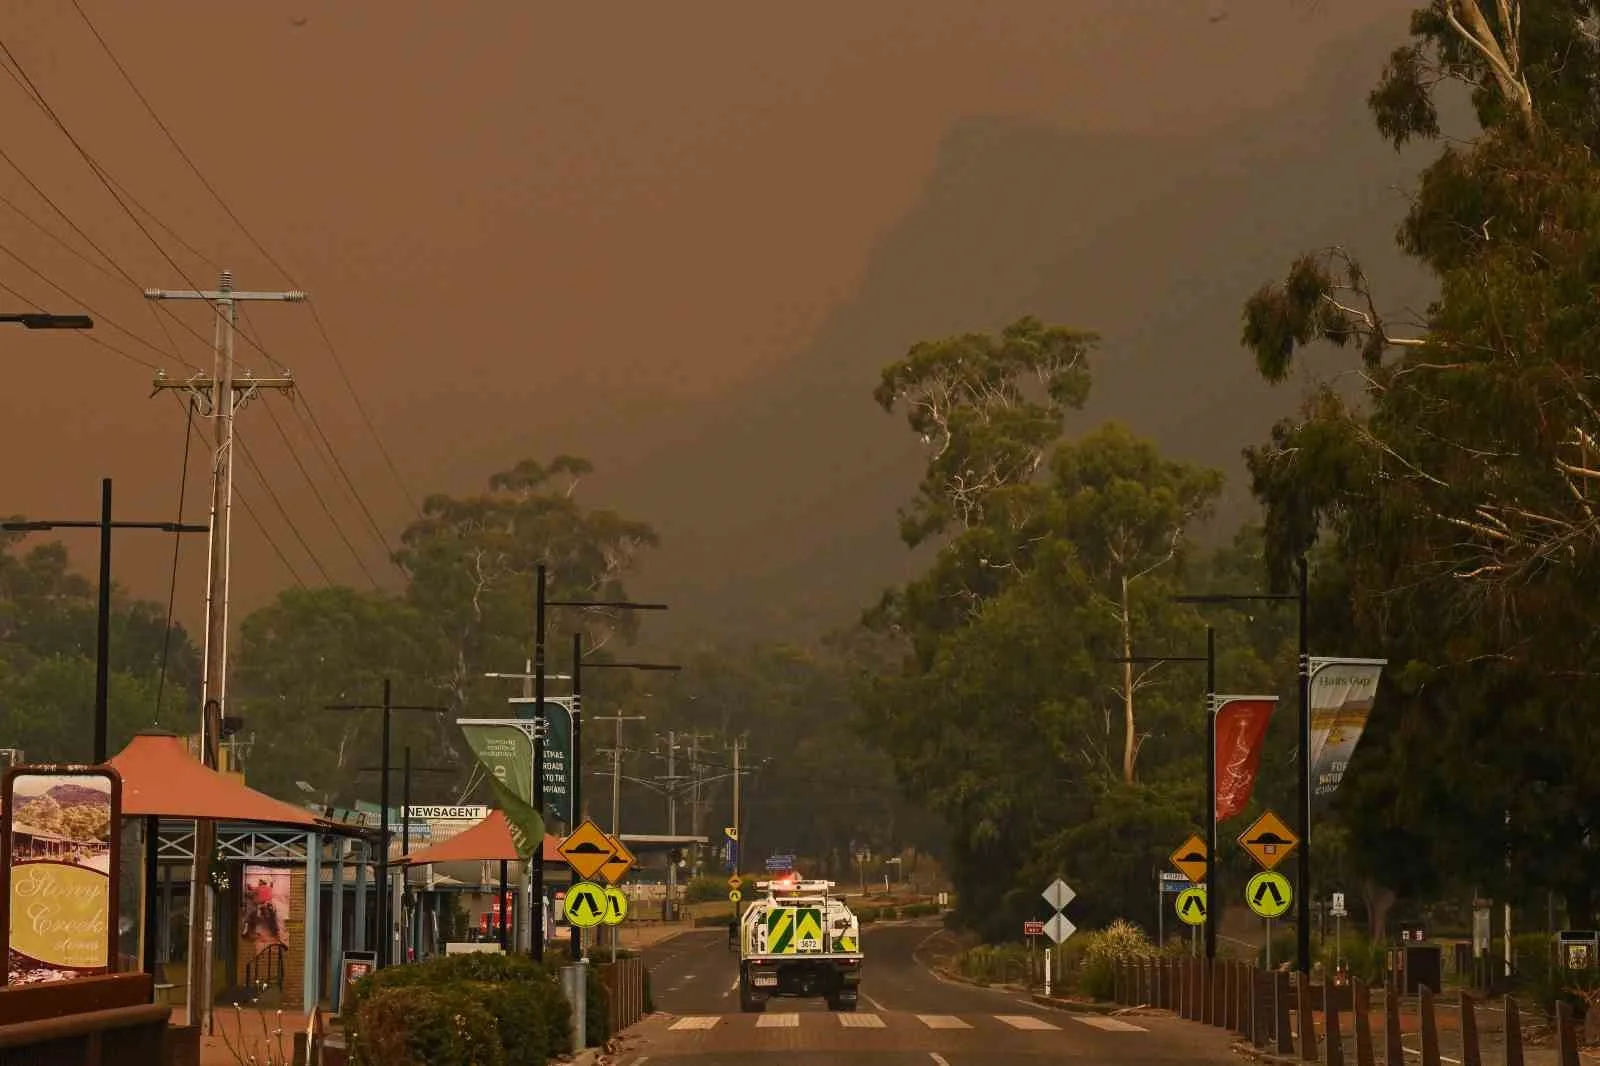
[1213,696,1278,822]
[1308,658,1387,808]
[457,721,544,860]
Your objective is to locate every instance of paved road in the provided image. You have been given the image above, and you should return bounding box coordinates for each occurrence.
[617,923,1241,1064]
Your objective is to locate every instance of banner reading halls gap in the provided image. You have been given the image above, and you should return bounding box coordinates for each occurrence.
[1308,657,1387,810]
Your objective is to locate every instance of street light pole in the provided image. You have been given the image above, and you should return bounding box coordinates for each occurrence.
[1106,629,1215,957]
[358,751,452,964]
[1,477,207,761]
[1176,559,1311,974]
[530,562,667,962]
[326,680,449,967]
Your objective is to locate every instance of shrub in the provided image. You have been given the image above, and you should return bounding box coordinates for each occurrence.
[684,875,731,903]
[1077,919,1157,1001]
[343,952,570,1063]
[956,943,1032,986]
[1317,931,1387,985]
[352,986,505,1066]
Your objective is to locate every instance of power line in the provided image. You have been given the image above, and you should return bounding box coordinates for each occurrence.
[260,400,381,589]
[155,396,198,723]
[286,394,406,576]
[234,432,335,585]
[0,241,164,371]
[166,393,307,589]
[67,1,422,519]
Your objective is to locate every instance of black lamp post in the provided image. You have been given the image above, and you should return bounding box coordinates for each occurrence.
[1176,557,1311,974]
[1107,627,1217,957]
[529,563,667,962]
[326,680,449,967]
[563,641,682,959]
[1,477,207,762]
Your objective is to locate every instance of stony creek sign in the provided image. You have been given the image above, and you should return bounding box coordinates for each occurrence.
[1,765,122,985]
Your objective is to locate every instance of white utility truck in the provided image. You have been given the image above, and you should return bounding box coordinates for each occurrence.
[736,876,863,1012]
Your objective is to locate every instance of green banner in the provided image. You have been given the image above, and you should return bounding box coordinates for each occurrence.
[459,723,544,861]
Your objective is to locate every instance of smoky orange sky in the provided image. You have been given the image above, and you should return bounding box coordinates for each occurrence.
[0,0,1434,649]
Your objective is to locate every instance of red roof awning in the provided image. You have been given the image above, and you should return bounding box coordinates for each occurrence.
[396,809,561,865]
[109,731,323,827]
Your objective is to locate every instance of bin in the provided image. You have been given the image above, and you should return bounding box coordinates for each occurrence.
[1402,944,1442,994]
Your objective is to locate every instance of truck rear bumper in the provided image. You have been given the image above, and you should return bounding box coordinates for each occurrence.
[744,956,862,998]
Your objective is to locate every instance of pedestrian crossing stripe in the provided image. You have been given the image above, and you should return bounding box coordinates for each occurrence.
[766,907,796,955]
[794,907,823,953]
[662,1013,1147,1032]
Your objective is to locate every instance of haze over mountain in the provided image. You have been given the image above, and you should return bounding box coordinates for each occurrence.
[0,0,1434,646]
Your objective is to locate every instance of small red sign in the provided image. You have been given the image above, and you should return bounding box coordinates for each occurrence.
[1023,921,1044,937]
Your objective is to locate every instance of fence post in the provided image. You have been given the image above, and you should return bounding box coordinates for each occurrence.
[1503,995,1524,1066]
[1275,970,1294,1056]
[1555,999,1581,1066]
[1384,985,1405,1066]
[1352,978,1375,1066]
[1326,974,1345,1066]
[1419,984,1442,1066]
[1212,959,1225,1027]
[1458,989,1481,1066]
[1297,971,1317,1062]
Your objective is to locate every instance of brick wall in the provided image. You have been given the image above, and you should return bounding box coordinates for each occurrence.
[282,868,307,1008]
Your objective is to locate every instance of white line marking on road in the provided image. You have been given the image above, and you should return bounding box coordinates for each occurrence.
[723,978,739,997]
[1074,1015,1148,1032]
[929,1054,952,1066]
[995,1014,1060,1031]
[756,1012,799,1028]
[839,1012,886,1028]
[667,1016,720,1031]
[917,1015,972,1029]
[863,992,890,1013]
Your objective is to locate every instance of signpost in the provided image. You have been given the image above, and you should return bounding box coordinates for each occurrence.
[765,854,795,872]
[557,818,636,959]
[1039,878,1077,996]
[1238,809,1300,872]
[1331,891,1347,970]
[1024,920,1044,937]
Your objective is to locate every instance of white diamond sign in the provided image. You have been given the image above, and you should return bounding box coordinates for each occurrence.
[1042,879,1076,911]
[1043,913,1077,944]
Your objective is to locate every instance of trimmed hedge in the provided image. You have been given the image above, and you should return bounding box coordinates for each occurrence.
[344,952,572,1065]
[353,986,505,1066]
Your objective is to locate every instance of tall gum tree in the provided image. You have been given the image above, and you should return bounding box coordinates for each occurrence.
[1240,0,1600,923]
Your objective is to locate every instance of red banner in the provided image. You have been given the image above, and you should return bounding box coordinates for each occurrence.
[1214,697,1278,822]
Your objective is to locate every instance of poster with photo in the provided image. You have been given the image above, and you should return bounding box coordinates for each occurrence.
[1,766,122,985]
[239,866,291,949]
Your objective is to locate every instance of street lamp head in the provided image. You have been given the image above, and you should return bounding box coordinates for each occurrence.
[2,313,95,330]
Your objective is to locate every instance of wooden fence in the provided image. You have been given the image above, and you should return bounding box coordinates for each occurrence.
[598,956,648,1035]
[1111,957,1589,1066]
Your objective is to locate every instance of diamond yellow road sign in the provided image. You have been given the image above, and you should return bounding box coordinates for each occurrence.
[559,818,617,881]
[1170,834,1209,883]
[728,875,743,890]
[597,833,636,887]
[1238,809,1300,872]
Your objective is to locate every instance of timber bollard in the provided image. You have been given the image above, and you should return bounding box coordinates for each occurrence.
[1459,989,1482,1066]
[1352,978,1375,1066]
[1418,984,1441,1066]
[1326,974,1345,1066]
[1503,995,1524,1066]
[1296,971,1316,1062]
